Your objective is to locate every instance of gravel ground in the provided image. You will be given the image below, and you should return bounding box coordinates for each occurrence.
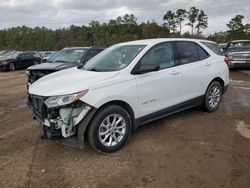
[0,70,250,188]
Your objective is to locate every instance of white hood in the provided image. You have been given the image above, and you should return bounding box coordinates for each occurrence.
[29,67,119,96]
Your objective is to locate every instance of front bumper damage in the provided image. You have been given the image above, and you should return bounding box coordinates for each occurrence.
[28,95,96,148]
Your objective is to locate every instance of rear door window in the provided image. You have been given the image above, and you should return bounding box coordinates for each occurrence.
[174,41,210,64]
[174,41,200,64]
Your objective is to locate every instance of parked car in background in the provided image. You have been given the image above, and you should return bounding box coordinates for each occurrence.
[41,51,57,63]
[224,40,250,68]
[25,51,41,58]
[28,38,229,153]
[0,50,9,60]
[218,43,227,54]
[26,46,104,85]
[0,52,41,71]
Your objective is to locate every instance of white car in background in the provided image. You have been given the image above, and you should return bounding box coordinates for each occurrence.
[28,38,229,153]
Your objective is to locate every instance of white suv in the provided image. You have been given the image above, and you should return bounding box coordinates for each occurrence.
[28,38,229,153]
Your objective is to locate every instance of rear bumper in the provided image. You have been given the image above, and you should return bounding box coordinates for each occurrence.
[228,62,250,68]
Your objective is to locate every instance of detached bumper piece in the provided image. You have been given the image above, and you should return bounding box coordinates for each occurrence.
[28,94,94,148]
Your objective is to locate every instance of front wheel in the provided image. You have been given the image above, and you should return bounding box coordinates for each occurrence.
[202,81,222,112]
[87,105,132,153]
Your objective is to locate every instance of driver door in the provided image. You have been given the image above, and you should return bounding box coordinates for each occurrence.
[134,42,182,117]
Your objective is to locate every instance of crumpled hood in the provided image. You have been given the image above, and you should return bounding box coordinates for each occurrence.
[28,67,119,96]
[28,62,77,71]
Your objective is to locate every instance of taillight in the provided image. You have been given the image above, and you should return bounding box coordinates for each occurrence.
[224,57,230,65]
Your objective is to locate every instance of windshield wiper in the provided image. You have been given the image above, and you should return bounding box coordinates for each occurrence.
[87,68,102,72]
[77,65,85,70]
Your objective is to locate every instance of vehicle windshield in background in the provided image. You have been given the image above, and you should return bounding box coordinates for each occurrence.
[3,52,19,60]
[83,45,146,72]
[48,49,86,63]
[227,42,250,52]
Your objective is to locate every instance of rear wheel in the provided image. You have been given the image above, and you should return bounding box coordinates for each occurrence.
[87,105,132,153]
[9,63,15,71]
[202,81,222,112]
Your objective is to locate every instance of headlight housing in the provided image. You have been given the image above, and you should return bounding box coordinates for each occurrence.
[44,90,88,108]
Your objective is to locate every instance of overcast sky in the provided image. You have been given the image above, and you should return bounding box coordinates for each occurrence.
[0,0,249,35]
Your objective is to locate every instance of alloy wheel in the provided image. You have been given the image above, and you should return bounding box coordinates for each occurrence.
[98,114,126,147]
[208,86,221,108]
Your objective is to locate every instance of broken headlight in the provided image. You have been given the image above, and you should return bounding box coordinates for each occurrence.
[44,90,88,108]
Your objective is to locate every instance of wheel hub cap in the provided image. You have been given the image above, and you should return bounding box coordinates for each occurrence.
[98,114,126,147]
[208,86,221,108]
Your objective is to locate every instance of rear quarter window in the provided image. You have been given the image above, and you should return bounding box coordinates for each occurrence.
[201,42,223,56]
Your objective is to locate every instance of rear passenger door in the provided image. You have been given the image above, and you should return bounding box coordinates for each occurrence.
[173,41,214,101]
[134,42,182,117]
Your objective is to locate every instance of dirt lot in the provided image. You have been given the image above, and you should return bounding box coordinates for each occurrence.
[0,70,250,188]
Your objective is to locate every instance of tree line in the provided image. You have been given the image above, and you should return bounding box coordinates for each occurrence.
[0,7,249,51]
[208,15,250,43]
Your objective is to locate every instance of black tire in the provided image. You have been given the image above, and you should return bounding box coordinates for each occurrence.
[202,81,223,112]
[87,105,132,153]
[9,63,15,71]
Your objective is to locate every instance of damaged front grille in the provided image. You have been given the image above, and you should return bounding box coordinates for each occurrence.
[29,95,47,121]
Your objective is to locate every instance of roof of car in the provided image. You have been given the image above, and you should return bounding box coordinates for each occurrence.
[117,38,216,46]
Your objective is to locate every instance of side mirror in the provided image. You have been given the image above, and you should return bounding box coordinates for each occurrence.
[134,64,160,74]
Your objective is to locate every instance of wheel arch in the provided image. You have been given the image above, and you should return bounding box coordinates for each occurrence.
[208,77,225,93]
[83,100,136,138]
[96,100,135,127]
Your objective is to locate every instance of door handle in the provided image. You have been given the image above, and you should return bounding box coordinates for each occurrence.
[170,71,180,75]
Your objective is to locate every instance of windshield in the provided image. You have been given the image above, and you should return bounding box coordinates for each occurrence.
[83,45,146,72]
[48,48,86,63]
[228,42,250,52]
[4,52,18,60]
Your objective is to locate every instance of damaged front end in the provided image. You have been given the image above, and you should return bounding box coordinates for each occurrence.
[28,91,95,148]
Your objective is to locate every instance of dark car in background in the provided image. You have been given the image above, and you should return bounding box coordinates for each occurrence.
[0,50,9,60]
[26,46,105,85]
[225,40,250,68]
[0,52,41,71]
